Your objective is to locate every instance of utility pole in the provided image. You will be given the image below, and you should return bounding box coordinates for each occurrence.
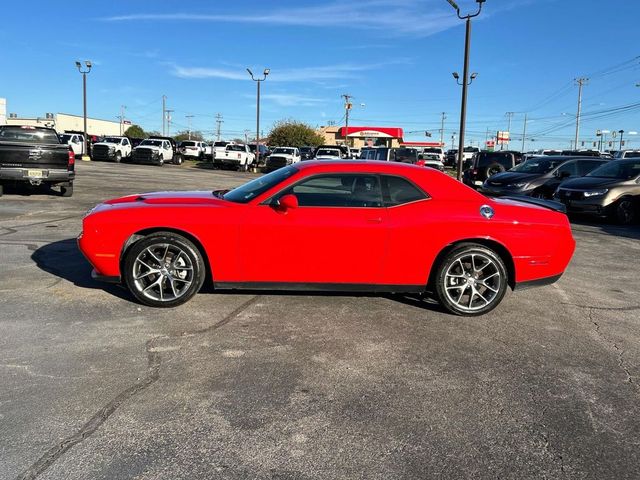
[485,127,489,148]
[244,129,250,145]
[342,94,353,147]
[574,78,588,149]
[215,113,223,141]
[186,114,194,140]
[440,112,446,148]
[619,130,625,150]
[118,105,126,136]
[503,112,515,150]
[166,109,174,136]
[162,95,167,136]
[521,113,528,152]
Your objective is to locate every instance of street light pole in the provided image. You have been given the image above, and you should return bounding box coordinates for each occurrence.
[447,0,485,181]
[574,77,588,149]
[521,113,528,152]
[247,68,270,168]
[619,130,625,150]
[75,60,92,158]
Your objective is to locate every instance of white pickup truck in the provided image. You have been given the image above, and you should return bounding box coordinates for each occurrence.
[264,147,301,172]
[91,136,132,162]
[213,143,255,171]
[59,132,85,159]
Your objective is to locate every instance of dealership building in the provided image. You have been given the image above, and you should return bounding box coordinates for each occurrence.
[1,100,128,136]
[318,125,444,149]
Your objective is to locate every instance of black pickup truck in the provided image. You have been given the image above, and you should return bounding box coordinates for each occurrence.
[0,125,75,197]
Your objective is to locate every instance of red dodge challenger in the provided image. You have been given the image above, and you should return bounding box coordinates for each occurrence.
[78,161,575,316]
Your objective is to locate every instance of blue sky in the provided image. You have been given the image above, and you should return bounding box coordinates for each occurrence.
[1,0,639,149]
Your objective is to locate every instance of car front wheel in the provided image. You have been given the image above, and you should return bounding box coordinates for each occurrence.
[435,244,508,316]
[123,233,206,308]
[614,197,636,225]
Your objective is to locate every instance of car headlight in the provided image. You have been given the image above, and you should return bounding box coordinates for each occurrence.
[583,189,608,197]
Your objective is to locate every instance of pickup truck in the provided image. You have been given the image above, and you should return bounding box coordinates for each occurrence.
[131,136,182,166]
[92,136,132,162]
[264,147,301,172]
[59,132,85,159]
[213,143,255,171]
[0,125,75,197]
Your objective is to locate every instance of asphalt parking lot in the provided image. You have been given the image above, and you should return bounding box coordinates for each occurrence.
[1,161,639,480]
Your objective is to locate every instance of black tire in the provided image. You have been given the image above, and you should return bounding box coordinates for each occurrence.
[614,197,636,225]
[60,183,73,197]
[123,233,206,308]
[114,151,122,163]
[0,184,3,197]
[485,163,506,178]
[173,155,183,165]
[434,243,508,316]
[158,155,164,167]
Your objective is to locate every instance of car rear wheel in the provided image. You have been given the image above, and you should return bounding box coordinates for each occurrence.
[614,197,636,225]
[435,244,508,316]
[60,183,73,197]
[123,233,206,308]
[173,155,183,165]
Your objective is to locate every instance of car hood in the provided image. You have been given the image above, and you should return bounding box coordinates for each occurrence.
[485,172,538,185]
[559,176,625,189]
[94,142,119,147]
[135,145,161,151]
[104,191,228,206]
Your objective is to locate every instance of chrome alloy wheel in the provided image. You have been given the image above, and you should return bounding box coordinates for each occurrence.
[443,253,502,313]
[132,244,194,302]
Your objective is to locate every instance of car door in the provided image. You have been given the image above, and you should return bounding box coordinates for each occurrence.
[378,175,432,285]
[163,141,173,160]
[238,173,388,284]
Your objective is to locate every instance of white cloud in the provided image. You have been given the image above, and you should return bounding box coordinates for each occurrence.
[254,93,326,107]
[169,60,409,83]
[100,0,462,37]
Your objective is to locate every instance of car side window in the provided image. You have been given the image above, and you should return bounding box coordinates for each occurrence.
[557,161,578,177]
[283,174,383,208]
[382,176,428,206]
[577,160,603,176]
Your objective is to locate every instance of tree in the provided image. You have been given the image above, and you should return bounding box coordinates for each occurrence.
[174,130,204,142]
[125,124,147,139]
[267,120,325,148]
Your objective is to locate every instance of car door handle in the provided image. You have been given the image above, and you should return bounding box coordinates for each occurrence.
[367,217,383,224]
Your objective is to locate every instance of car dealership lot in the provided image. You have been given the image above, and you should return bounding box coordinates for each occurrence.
[1,162,639,479]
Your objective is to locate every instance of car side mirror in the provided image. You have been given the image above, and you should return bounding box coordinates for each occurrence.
[277,194,299,210]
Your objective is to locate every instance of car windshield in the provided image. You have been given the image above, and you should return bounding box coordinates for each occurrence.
[140,140,162,147]
[511,158,562,174]
[587,160,640,180]
[272,148,295,155]
[223,165,298,203]
[0,126,60,144]
[59,134,72,142]
[316,149,340,156]
[300,147,312,152]
[102,137,122,143]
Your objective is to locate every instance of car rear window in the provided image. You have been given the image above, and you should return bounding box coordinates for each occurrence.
[476,153,513,168]
[383,176,428,206]
[0,126,60,144]
[181,141,196,147]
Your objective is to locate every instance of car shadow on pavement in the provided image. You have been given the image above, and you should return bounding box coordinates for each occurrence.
[31,238,130,301]
[31,239,444,311]
[570,217,640,240]
[1,183,63,197]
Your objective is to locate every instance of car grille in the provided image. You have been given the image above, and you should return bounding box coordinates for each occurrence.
[133,148,155,161]
[557,189,584,200]
[267,156,289,168]
[92,145,114,160]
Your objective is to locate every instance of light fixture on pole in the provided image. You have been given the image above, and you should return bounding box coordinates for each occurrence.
[447,0,486,181]
[75,60,92,158]
[247,67,270,168]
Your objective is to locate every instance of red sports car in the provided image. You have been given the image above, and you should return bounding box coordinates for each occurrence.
[78,161,575,315]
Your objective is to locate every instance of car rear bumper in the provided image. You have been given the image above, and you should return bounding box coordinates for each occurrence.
[514,273,563,290]
[92,269,120,283]
[0,167,74,183]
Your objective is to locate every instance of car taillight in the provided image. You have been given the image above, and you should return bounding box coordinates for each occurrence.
[416,159,426,167]
[68,149,75,167]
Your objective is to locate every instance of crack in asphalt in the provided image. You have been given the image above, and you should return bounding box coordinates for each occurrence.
[585,306,638,395]
[15,295,260,480]
[0,215,81,237]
